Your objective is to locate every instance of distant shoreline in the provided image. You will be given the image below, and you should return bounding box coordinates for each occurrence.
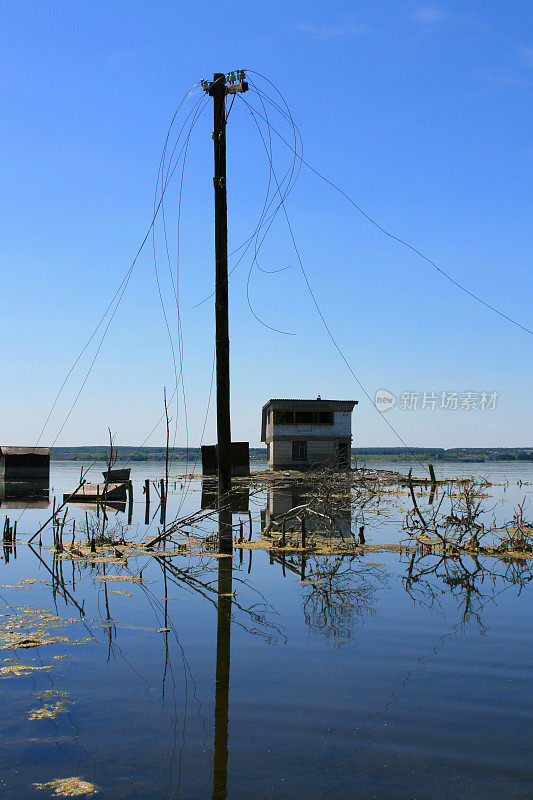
[49,446,533,463]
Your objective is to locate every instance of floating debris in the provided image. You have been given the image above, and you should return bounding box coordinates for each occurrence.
[28,700,72,720]
[1,633,69,650]
[0,607,74,651]
[32,777,99,796]
[111,590,133,597]
[0,664,52,678]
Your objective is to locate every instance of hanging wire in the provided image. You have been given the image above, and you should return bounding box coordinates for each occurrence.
[243,70,532,338]
[239,88,431,474]
[31,83,203,451]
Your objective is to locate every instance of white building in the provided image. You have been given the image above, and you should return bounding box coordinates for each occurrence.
[261,398,358,471]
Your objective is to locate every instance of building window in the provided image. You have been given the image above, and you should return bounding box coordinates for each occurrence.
[294,411,314,424]
[292,441,307,461]
[274,410,294,425]
[273,409,334,425]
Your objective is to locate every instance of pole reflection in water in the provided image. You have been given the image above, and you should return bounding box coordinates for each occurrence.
[212,538,233,800]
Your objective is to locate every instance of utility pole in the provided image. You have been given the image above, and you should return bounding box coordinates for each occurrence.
[203,71,248,553]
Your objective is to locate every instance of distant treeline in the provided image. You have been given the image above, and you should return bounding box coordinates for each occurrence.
[50,446,268,462]
[352,447,533,463]
[50,446,533,463]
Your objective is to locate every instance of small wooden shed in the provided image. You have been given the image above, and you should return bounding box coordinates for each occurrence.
[201,442,250,477]
[0,447,50,482]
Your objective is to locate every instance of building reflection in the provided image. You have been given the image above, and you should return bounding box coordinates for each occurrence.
[0,479,49,509]
[261,483,353,538]
[201,480,249,514]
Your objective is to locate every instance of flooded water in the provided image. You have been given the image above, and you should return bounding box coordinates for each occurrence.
[0,459,532,799]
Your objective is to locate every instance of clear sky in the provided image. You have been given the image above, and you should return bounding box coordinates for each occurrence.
[1,1,531,449]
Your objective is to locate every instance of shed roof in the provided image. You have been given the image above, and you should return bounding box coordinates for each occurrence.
[1,447,51,457]
[261,399,358,441]
[262,399,358,410]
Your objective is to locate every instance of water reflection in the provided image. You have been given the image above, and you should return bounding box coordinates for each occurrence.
[261,483,353,538]
[201,480,249,513]
[300,556,385,645]
[402,551,533,630]
[0,479,49,509]
[267,550,387,645]
[2,493,533,798]
[213,556,232,800]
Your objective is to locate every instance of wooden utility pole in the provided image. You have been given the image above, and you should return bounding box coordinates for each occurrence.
[203,71,248,553]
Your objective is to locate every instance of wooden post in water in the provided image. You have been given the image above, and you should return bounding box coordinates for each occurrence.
[144,479,150,525]
[160,478,166,527]
[127,481,134,525]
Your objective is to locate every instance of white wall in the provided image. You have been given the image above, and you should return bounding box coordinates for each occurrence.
[271,438,340,468]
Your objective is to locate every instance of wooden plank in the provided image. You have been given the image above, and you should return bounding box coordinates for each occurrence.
[62,482,127,503]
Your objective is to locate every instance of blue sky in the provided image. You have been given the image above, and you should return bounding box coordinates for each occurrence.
[1,1,531,448]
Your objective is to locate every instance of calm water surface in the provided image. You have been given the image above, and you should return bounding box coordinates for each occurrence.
[0,460,531,799]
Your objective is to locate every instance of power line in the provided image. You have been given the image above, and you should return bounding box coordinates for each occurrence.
[190,104,303,310]
[152,95,209,479]
[32,83,203,450]
[244,70,532,338]
[240,90,431,474]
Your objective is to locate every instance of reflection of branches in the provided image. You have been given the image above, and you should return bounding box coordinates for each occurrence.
[300,556,387,646]
[154,555,285,645]
[402,552,533,631]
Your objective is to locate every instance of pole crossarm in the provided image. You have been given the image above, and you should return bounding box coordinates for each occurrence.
[201,70,249,96]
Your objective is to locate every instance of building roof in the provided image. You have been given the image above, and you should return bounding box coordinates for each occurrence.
[261,399,358,441]
[0,447,51,457]
[262,399,358,410]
